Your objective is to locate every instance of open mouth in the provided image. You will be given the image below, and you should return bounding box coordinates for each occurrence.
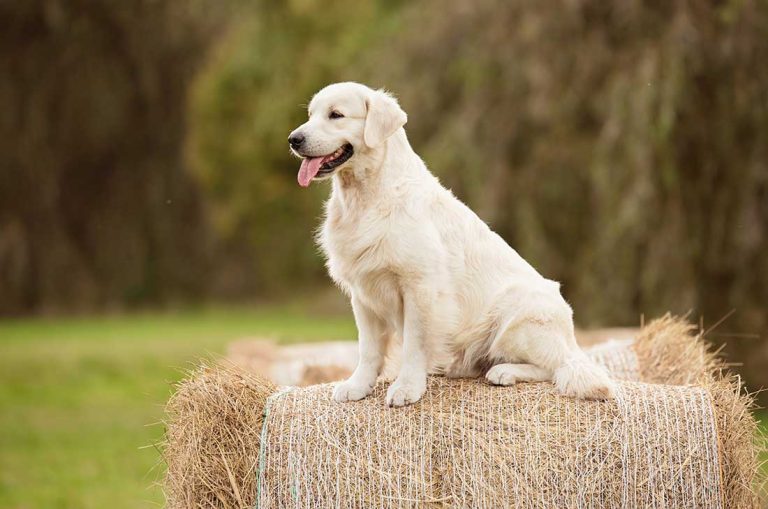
[297,144,354,187]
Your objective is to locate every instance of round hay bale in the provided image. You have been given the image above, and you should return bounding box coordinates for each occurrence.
[163,371,761,508]
[255,377,759,508]
[163,317,763,508]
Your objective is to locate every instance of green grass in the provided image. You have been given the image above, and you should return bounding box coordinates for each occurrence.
[0,304,355,509]
[758,411,768,481]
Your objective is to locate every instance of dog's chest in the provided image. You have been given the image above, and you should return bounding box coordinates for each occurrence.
[322,210,391,279]
[320,203,403,308]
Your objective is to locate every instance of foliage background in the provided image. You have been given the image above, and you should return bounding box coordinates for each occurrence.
[2,0,768,386]
[12,1,761,377]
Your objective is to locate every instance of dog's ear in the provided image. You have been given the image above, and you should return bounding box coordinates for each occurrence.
[364,90,407,148]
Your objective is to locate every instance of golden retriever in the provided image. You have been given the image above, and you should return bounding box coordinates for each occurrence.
[288,82,616,407]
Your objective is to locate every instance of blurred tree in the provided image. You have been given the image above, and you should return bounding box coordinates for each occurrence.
[186,0,403,296]
[0,0,229,313]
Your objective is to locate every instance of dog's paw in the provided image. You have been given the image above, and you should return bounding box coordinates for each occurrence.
[385,378,426,407]
[485,364,519,386]
[332,380,374,403]
[485,363,550,386]
[553,359,617,401]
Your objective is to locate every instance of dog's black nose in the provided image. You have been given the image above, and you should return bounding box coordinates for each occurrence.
[288,133,305,149]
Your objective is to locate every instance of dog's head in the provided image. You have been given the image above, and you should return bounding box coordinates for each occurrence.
[289,82,407,187]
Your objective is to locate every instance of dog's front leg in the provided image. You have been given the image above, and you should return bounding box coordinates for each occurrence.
[333,296,387,402]
[386,290,428,407]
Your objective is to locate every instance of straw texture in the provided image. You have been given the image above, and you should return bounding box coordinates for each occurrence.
[164,364,276,508]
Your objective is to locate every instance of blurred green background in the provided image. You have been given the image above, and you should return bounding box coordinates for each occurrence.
[1,0,767,507]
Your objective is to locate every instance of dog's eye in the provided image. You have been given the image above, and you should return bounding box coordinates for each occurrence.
[329,111,344,119]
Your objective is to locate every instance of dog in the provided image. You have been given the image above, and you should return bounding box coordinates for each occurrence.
[289,82,616,407]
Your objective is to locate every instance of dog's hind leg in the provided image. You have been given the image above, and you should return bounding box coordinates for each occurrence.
[445,361,483,379]
[488,299,616,400]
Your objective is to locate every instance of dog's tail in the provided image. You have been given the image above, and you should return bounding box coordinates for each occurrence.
[553,353,617,400]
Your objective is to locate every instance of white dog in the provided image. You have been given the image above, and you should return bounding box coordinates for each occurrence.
[289,82,616,407]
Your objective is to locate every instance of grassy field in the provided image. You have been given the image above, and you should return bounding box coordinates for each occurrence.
[0,305,765,508]
[0,304,356,509]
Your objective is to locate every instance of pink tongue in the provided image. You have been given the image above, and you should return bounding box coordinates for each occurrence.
[298,157,324,187]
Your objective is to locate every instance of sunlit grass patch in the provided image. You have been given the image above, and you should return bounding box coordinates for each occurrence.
[0,304,354,509]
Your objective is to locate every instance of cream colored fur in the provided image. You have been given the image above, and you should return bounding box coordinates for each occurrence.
[289,82,616,407]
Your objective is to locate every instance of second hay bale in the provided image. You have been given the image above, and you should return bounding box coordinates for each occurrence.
[224,315,717,387]
[586,314,720,384]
